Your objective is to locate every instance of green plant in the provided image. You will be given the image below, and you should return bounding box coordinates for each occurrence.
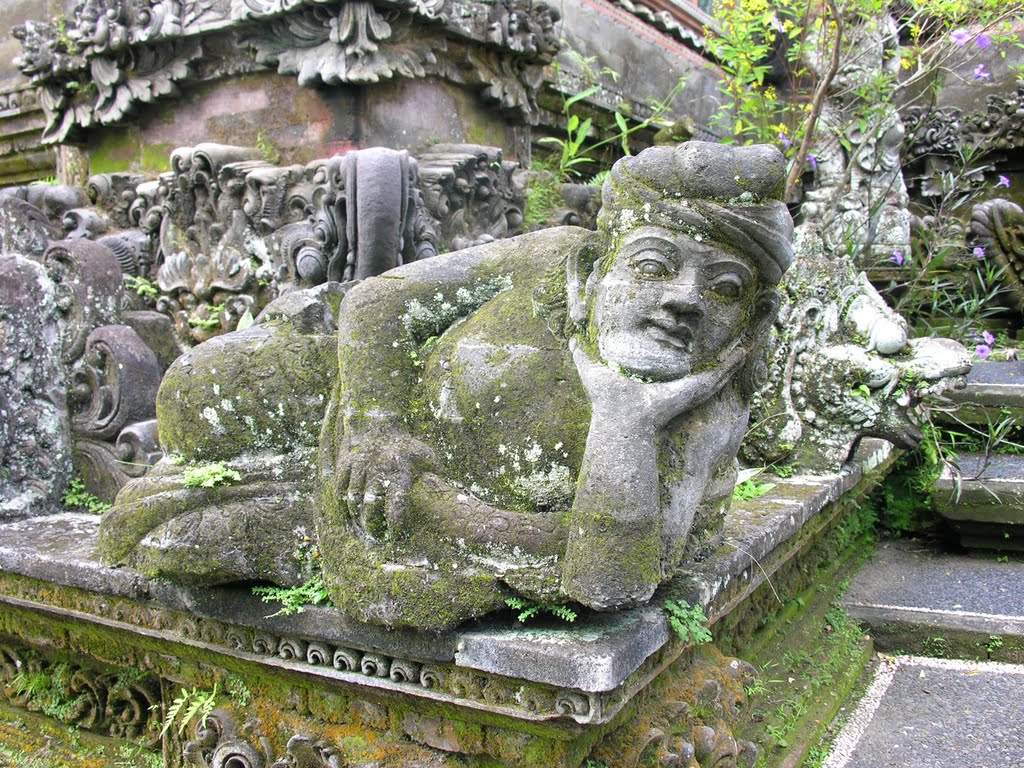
[539,52,686,180]
[123,274,159,299]
[61,477,111,513]
[114,744,162,768]
[225,675,253,708]
[732,467,776,501]
[182,462,242,488]
[707,0,1023,199]
[256,132,281,165]
[922,635,950,658]
[253,574,331,616]
[664,599,713,645]
[187,303,226,330]
[505,596,577,623]
[159,684,219,737]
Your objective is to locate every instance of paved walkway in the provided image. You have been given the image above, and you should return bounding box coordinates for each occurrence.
[824,541,1024,767]
[823,654,1024,768]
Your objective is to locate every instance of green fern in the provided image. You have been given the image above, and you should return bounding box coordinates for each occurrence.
[664,599,713,645]
[252,575,330,616]
[505,597,577,623]
[159,684,218,737]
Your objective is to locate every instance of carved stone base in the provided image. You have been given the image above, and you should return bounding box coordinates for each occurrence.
[0,441,896,767]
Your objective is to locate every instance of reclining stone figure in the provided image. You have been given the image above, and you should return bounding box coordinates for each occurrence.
[100,141,793,629]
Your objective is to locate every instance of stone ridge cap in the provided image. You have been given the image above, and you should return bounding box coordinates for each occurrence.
[0,439,891,693]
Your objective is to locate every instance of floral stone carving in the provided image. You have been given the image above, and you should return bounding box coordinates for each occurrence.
[13,0,560,142]
[741,229,973,473]
[101,141,793,630]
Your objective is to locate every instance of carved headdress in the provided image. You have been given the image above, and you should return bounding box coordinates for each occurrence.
[598,141,794,285]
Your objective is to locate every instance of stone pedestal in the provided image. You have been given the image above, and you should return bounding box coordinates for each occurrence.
[0,441,895,767]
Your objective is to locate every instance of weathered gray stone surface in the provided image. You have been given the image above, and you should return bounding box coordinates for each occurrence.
[0,253,72,518]
[456,607,669,692]
[934,454,1024,549]
[823,655,1024,768]
[843,539,1024,638]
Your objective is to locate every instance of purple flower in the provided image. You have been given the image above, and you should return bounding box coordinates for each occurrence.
[983,330,996,345]
[808,154,818,170]
[975,33,993,49]
[890,250,905,266]
[974,64,991,80]
[973,246,986,259]
[769,15,785,32]
[975,344,992,360]
[950,28,971,46]
[998,175,1011,188]
[779,132,792,149]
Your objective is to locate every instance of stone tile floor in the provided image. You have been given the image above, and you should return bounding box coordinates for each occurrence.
[827,540,1024,767]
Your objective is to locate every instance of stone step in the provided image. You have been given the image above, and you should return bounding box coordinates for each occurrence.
[842,539,1024,661]
[943,359,1024,425]
[819,541,1024,767]
[821,654,1024,768]
[934,453,1024,550]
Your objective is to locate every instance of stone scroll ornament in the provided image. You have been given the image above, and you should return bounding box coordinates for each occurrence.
[99,141,792,629]
[13,0,560,144]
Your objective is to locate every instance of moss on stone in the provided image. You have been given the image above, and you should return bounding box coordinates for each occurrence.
[157,322,336,462]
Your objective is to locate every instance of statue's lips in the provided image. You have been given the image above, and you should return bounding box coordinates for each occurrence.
[647,320,693,352]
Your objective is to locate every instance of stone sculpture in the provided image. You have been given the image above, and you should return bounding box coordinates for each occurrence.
[101,141,792,629]
[741,229,973,473]
[799,13,910,268]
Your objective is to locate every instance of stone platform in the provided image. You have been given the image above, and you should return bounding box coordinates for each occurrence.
[0,440,894,767]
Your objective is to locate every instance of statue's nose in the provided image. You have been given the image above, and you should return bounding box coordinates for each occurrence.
[660,281,705,325]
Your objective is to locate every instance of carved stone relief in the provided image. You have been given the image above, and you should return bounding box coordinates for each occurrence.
[903,81,1024,197]
[0,639,161,744]
[13,0,561,142]
[81,142,523,344]
[589,649,758,768]
[742,230,973,473]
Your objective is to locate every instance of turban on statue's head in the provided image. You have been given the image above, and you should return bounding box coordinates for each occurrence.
[598,142,794,285]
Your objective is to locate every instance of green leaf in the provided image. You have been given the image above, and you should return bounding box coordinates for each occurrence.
[564,85,600,110]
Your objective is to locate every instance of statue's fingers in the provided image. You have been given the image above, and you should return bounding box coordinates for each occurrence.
[347,457,368,522]
[384,456,414,533]
[361,472,387,537]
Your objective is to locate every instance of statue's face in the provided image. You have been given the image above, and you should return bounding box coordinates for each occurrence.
[593,226,757,381]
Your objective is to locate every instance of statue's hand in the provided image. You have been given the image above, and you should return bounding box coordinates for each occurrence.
[336,431,438,540]
[569,338,747,431]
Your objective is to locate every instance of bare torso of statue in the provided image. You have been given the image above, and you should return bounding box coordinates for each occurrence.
[102,141,794,630]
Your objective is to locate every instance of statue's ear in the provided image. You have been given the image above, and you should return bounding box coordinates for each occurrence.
[566,232,608,326]
[750,288,781,339]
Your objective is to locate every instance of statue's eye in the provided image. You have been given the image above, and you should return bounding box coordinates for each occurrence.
[711,275,743,300]
[632,256,673,279]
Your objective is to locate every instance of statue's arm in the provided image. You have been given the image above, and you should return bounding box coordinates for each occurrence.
[560,340,746,610]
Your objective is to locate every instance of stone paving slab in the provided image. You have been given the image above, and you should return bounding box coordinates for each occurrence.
[843,540,1024,637]
[823,655,1024,768]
